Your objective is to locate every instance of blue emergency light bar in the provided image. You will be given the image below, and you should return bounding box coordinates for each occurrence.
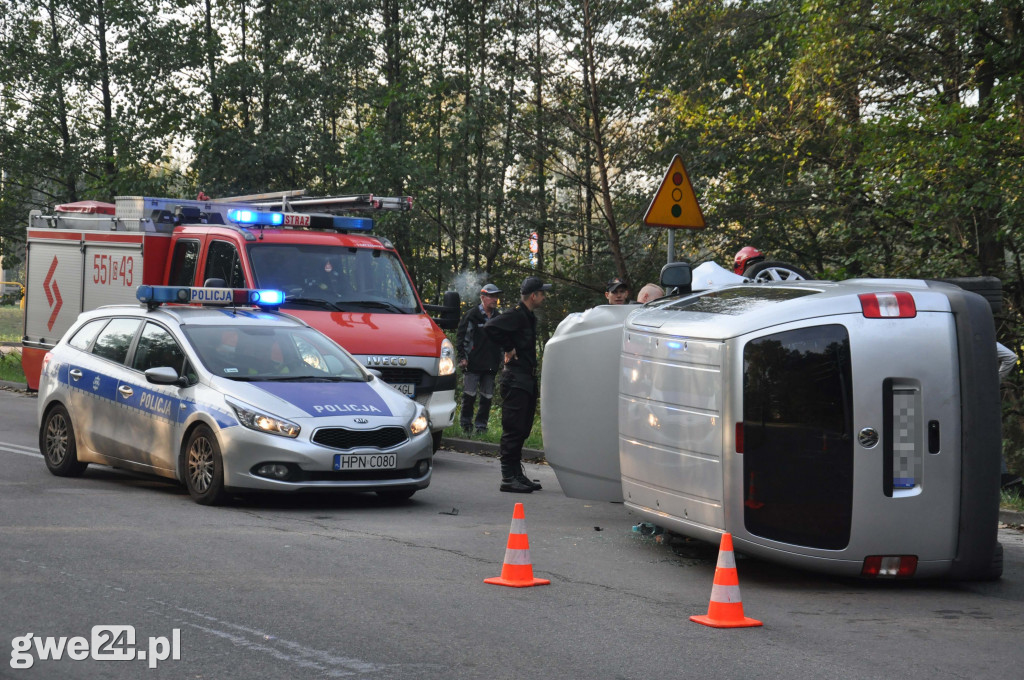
[331,216,374,231]
[136,286,285,309]
[227,209,285,226]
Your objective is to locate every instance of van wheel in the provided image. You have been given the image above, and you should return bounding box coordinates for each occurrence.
[184,426,227,506]
[40,405,88,477]
[934,276,1003,314]
[431,431,444,452]
[745,261,813,282]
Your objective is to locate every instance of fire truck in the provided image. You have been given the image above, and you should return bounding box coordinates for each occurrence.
[22,192,461,450]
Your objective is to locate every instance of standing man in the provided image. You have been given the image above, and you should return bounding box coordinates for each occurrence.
[485,276,552,493]
[456,283,503,433]
[605,277,630,304]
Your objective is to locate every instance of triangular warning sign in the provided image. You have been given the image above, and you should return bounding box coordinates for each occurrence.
[643,155,706,229]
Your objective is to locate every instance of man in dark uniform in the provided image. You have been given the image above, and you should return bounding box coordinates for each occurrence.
[455,283,503,433]
[484,276,552,493]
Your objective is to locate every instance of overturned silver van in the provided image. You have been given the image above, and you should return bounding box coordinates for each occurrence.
[542,269,1003,580]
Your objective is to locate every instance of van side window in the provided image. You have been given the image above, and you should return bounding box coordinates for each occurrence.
[91,318,142,365]
[133,323,187,377]
[168,239,200,286]
[204,241,246,288]
[742,324,853,550]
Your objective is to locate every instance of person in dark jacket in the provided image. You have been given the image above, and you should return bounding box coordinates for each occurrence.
[484,276,552,493]
[455,283,503,433]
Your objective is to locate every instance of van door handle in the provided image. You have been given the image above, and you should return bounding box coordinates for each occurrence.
[69,369,82,381]
[118,385,134,398]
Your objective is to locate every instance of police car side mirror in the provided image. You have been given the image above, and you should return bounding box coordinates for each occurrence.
[660,262,692,295]
[367,368,383,379]
[145,366,183,386]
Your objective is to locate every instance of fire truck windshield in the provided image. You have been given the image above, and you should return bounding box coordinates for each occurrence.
[247,243,420,314]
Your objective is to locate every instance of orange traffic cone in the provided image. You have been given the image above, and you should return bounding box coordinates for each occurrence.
[690,532,762,628]
[484,502,551,588]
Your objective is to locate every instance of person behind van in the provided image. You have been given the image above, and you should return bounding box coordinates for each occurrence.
[637,283,665,303]
[997,341,1021,489]
[456,283,503,433]
[605,277,630,304]
[484,276,552,493]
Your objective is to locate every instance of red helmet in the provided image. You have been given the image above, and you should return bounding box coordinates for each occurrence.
[733,246,765,275]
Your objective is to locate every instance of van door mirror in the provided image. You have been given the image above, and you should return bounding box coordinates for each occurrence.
[660,262,692,295]
[425,290,462,330]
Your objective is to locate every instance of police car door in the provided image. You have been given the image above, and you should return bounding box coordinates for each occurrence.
[78,317,144,462]
[116,322,187,475]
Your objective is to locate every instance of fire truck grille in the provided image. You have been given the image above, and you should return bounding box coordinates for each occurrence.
[377,368,426,385]
[312,427,409,451]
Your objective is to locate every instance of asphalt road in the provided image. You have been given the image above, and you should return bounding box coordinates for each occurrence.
[1,387,1023,679]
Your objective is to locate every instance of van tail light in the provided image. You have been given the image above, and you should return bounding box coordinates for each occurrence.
[858,292,916,318]
[735,422,744,453]
[861,555,918,578]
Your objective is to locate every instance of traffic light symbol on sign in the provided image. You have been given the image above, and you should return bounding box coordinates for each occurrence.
[643,155,706,229]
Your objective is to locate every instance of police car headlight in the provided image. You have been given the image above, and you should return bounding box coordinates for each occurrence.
[439,338,455,376]
[409,414,429,436]
[228,399,301,438]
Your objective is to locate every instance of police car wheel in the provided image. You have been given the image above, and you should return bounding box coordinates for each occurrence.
[184,426,227,506]
[376,488,416,501]
[40,404,88,477]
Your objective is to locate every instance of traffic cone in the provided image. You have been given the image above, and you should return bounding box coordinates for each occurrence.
[690,532,762,628]
[484,502,551,588]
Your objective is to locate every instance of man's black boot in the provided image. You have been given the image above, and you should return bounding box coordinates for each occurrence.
[515,464,542,491]
[460,393,475,432]
[474,397,492,433]
[500,461,534,493]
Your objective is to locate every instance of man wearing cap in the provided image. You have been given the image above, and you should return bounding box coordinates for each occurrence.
[484,276,552,493]
[455,283,504,433]
[605,277,630,304]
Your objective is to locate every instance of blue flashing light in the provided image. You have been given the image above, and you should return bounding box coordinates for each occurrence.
[250,289,284,306]
[332,216,374,231]
[666,341,682,350]
[228,209,284,226]
[136,286,285,309]
[137,285,190,304]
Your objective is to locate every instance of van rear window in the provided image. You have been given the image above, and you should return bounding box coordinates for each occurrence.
[661,287,817,315]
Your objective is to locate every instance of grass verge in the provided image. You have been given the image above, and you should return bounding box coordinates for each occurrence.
[0,351,25,383]
[0,306,22,342]
[1002,488,1024,513]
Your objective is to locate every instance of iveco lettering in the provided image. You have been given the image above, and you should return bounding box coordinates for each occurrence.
[36,285,433,505]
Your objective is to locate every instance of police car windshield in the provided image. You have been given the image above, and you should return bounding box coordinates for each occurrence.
[182,325,370,382]
[247,244,420,314]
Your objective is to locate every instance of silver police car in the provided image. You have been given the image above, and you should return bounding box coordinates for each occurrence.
[37,286,433,505]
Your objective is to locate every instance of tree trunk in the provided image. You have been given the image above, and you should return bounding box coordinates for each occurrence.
[47,0,76,201]
[582,0,626,286]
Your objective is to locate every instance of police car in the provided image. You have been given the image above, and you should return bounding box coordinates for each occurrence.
[37,286,433,505]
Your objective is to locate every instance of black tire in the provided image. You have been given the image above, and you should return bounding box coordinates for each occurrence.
[431,430,443,452]
[745,260,813,282]
[376,488,416,501]
[934,276,1003,314]
[184,425,227,506]
[40,404,88,477]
